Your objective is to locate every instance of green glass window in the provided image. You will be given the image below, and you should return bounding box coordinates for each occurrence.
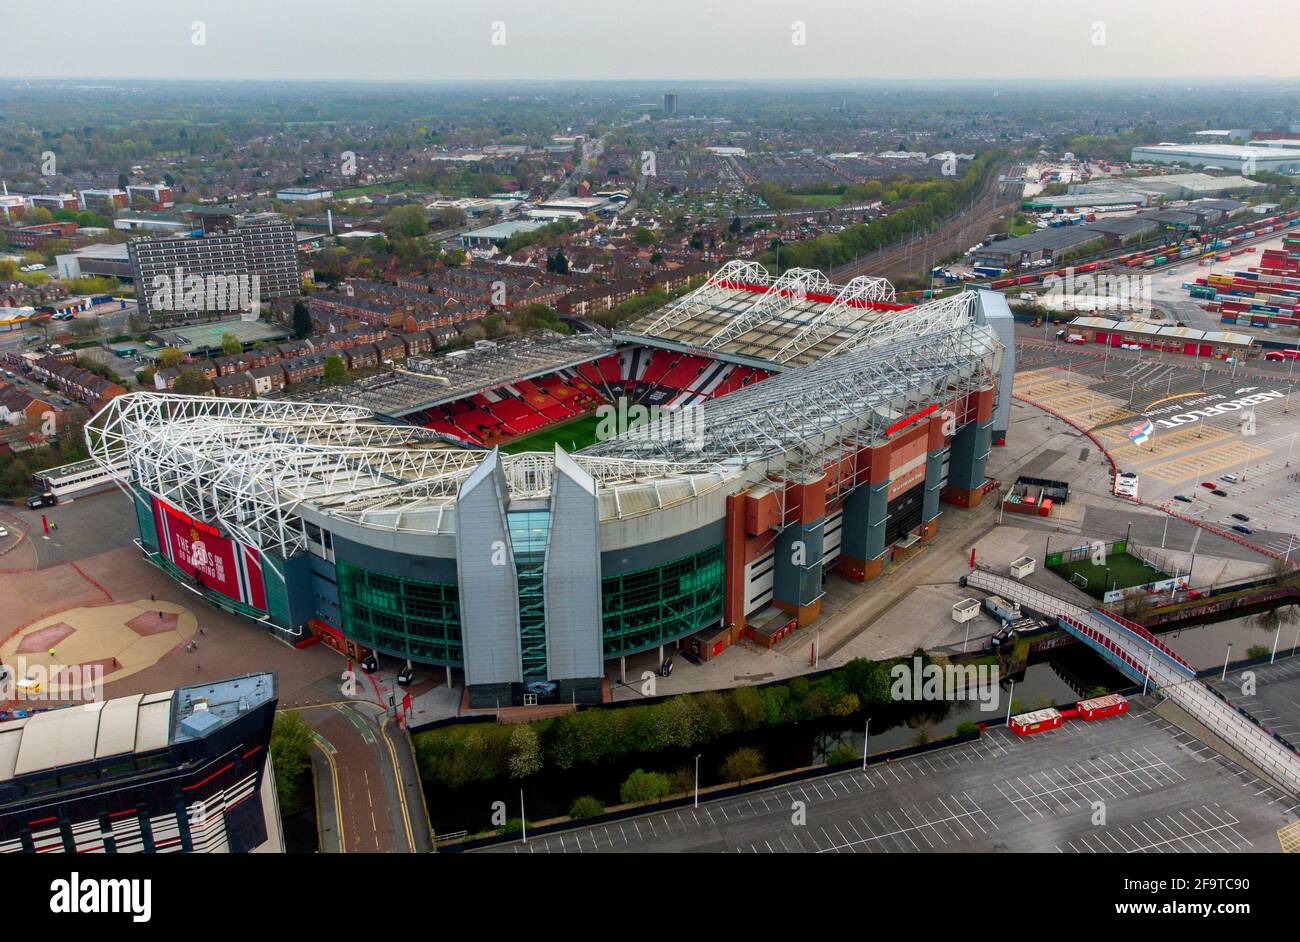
[601,543,724,657]
[336,560,462,665]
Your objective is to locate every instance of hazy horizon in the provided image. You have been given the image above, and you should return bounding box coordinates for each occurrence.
[5,0,1300,83]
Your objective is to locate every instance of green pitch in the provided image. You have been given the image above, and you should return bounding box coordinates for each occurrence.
[498,411,605,454]
[1048,551,1168,599]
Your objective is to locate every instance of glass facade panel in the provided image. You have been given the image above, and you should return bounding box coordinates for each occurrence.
[509,510,550,679]
[601,543,724,657]
[335,560,462,665]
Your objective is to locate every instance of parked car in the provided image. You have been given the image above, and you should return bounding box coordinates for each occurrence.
[1200,482,1217,490]
[396,665,414,686]
[359,654,378,673]
[1231,524,1253,535]
[1220,474,1239,484]
[1212,489,1227,497]
[1174,494,1193,503]
[1230,513,1250,522]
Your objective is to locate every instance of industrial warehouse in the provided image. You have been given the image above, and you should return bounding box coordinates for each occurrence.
[87,262,1014,708]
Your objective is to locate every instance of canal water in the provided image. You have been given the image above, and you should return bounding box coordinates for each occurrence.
[1156,611,1300,673]
[424,642,1129,837]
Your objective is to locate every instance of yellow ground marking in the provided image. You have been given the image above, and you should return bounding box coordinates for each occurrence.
[1140,440,1273,483]
[1054,403,1138,428]
[1279,820,1300,853]
[1110,424,1234,463]
[1015,379,1088,401]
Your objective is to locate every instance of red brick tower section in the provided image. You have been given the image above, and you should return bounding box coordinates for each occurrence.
[834,441,890,583]
[941,385,997,509]
[918,411,949,542]
[771,474,828,627]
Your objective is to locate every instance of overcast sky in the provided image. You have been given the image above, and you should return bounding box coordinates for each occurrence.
[5,0,1299,82]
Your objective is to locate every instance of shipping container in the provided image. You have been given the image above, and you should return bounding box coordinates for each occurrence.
[1010,708,1063,737]
[1076,693,1129,721]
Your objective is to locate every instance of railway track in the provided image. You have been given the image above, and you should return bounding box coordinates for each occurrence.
[831,163,1023,283]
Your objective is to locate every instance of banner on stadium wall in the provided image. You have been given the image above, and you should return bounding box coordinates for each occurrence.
[151,497,267,612]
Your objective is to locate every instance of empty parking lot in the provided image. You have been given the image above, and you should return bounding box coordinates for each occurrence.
[477,700,1298,854]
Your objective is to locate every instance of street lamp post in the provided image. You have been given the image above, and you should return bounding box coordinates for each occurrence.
[861,719,870,770]
[694,754,701,809]
[1221,642,1232,682]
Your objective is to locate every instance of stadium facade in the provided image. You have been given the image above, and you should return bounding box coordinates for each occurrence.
[89,263,1013,707]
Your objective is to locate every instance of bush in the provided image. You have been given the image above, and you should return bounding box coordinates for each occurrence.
[1247,644,1270,659]
[620,769,671,805]
[827,746,859,765]
[955,720,981,737]
[720,747,765,783]
[568,795,605,819]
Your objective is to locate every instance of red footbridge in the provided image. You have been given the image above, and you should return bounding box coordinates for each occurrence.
[966,569,1300,796]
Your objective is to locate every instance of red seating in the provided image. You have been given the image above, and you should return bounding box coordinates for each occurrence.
[416,347,772,449]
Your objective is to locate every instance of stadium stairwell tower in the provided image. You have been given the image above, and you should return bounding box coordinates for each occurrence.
[455,448,605,707]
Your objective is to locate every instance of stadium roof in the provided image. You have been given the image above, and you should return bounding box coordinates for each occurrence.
[285,331,618,418]
[617,260,902,367]
[88,286,999,554]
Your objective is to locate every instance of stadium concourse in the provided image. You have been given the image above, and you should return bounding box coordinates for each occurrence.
[86,262,1015,709]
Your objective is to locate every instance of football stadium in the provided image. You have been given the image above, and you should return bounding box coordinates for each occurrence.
[88,262,1015,706]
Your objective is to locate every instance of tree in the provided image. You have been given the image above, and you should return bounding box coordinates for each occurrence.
[507,724,543,779]
[157,347,186,370]
[125,311,151,336]
[270,711,316,814]
[220,332,241,356]
[546,247,570,275]
[322,353,348,386]
[382,205,429,239]
[69,315,101,340]
[292,300,312,339]
[173,369,213,395]
[631,226,657,247]
[720,747,765,783]
[22,206,54,226]
[620,769,670,805]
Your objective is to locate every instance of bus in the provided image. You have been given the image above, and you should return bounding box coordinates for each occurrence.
[36,457,128,499]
